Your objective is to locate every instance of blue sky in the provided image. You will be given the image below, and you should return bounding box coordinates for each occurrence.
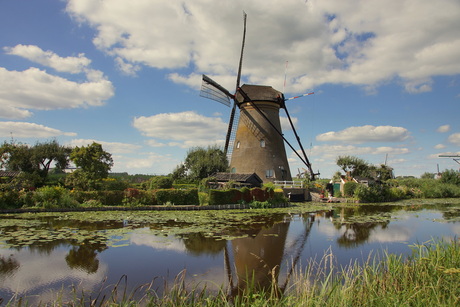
[1,0,459,178]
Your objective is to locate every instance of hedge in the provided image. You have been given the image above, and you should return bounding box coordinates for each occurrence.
[154,188,199,206]
[208,188,274,206]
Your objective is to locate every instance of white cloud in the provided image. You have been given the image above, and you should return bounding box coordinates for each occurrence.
[0,67,114,119]
[435,144,446,149]
[280,116,297,132]
[316,125,410,143]
[132,111,227,148]
[4,44,91,74]
[437,125,451,133]
[447,133,460,146]
[0,105,32,120]
[1,44,115,120]
[68,139,141,154]
[66,0,460,94]
[115,57,141,76]
[0,121,76,138]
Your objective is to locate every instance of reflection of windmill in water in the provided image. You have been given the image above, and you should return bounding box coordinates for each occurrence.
[223,212,318,296]
[200,13,318,182]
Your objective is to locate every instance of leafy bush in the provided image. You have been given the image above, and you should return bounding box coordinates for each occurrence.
[249,200,272,209]
[81,199,103,207]
[149,176,173,189]
[209,189,243,206]
[154,189,199,205]
[343,181,359,197]
[33,186,78,209]
[198,192,209,206]
[99,178,129,191]
[440,169,460,185]
[0,189,21,209]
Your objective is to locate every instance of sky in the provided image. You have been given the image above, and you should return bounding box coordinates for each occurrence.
[0,0,459,178]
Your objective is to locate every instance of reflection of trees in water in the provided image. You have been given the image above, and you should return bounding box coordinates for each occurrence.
[336,221,390,247]
[332,207,391,248]
[0,255,20,277]
[181,233,226,256]
[65,241,107,274]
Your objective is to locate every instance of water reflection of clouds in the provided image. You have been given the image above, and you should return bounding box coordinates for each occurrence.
[130,233,186,252]
[368,225,413,243]
[0,248,107,304]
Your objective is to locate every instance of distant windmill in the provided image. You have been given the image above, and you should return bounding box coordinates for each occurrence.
[200,13,318,182]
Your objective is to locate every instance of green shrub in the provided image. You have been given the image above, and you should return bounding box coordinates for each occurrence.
[154,189,199,205]
[209,189,242,206]
[149,176,173,189]
[33,186,78,209]
[81,199,103,207]
[198,192,209,206]
[0,189,21,209]
[96,190,125,206]
[249,200,272,209]
[343,181,359,197]
[99,178,129,191]
[440,169,460,185]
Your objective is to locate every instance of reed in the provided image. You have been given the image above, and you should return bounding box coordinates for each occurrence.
[5,239,459,306]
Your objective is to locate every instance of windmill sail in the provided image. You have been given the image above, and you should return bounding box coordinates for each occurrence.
[200,75,232,107]
[225,11,247,155]
[225,109,240,163]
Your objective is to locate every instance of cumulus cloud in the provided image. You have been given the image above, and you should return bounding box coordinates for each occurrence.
[0,67,114,118]
[316,125,410,143]
[132,111,227,148]
[4,44,91,74]
[0,121,76,138]
[66,0,460,94]
[447,133,460,146]
[437,124,451,133]
[1,45,115,119]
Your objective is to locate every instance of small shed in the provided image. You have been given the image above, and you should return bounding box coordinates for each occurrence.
[0,170,21,183]
[212,172,263,188]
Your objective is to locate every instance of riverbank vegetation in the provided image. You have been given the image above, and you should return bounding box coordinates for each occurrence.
[1,142,459,209]
[4,238,458,306]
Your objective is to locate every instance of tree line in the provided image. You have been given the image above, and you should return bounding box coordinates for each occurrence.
[0,140,113,190]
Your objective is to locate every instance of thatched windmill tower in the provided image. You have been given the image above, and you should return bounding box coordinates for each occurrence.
[200,13,317,183]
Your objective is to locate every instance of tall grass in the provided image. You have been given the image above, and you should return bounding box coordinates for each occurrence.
[5,239,459,306]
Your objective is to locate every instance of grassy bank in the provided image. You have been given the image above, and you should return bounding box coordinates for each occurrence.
[5,238,459,306]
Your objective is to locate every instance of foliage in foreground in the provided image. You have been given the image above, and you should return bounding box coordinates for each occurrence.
[4,239,458,306]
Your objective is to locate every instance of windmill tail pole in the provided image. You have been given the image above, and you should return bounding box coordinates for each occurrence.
[285,92,314,101]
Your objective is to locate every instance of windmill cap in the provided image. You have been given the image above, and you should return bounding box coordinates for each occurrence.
[236,84,283,104]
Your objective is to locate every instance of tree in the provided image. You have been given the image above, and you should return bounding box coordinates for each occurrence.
[70,142,113,180]
[177,146,228,181]
[336,155,370,178]
[0,140,71,186]
[32,140,72,178]
[0,142,34,173]
[66,142,113,190]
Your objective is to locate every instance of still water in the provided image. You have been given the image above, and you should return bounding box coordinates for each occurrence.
[0,201,459,303]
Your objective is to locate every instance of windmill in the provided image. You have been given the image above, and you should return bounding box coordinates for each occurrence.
[200,13,318,182]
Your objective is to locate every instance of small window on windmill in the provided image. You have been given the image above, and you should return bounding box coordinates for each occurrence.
[265,169,274,178]
[260,139,266,148]
[231,167,236,173]
[236,141,240,149]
